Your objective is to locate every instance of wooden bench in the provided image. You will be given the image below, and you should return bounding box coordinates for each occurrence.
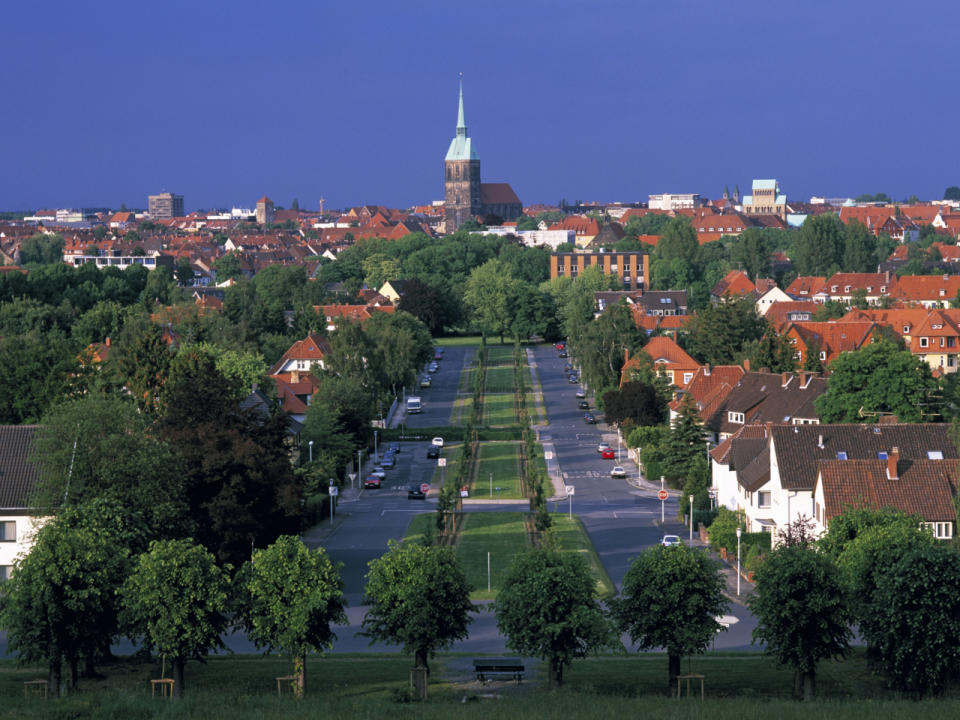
[275,674,298,696]
[473,657,525,685]
[151,678,175,698]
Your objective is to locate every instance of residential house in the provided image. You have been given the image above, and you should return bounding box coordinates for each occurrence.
[668,364,745,426]
[812,450,956,539]
[755,286,792,315]
[0,426,50,578]
[784,276,826,301]
[820,272,893,305]
[710,370,826,440]
[843,306,960,374]
[782,321,877,367]
[550,251,649,291]
[711,422,956,539]
[763,301,817,329]
[710,270,756,303]
[620,336,700,388]
[269,333,331,375]
[547,216,601,247]
[888,274,960,308]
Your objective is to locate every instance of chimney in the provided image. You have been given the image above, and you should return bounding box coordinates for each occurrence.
[885,270,891,283]
[781,371,791,387]
[743,358,751,372]
[887,447,899,479]
[817,433,824,449]
[105,337,111,347]
[624,348,630,365]
[704,363,711,376]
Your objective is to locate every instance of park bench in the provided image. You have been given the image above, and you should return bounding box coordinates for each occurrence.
[473,657,525,685]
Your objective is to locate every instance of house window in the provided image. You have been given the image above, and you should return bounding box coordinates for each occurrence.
[758,491,771,508]
[683,372,694,384]
[836,451,848,460]
[924,522,953,540]
[920,337,929,348]
[819,351,827,361]
[928,451,944,459]
[0,566,11,581]
[877,451,888,459]
[0,521,15,542]
[728,411,744,424]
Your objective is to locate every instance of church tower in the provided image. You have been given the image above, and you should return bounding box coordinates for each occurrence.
[444,79,481,232]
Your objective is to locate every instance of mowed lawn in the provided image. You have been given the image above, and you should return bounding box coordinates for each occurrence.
[475,442,523,499]
[429,445,461,488]
[482,393,516,426]
[551,514,616,599]
[484,366,516,394]
[456,511,530,600]
[485,345,514,365]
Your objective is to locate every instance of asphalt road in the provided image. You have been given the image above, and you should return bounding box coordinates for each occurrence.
[402,346,472,430]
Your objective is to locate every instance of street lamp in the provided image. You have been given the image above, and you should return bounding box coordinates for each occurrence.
[308,440,313,463]
[373,430,379,463]
[689,494,694,544]
[736,526,742,597]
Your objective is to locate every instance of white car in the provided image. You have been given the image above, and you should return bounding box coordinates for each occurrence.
[575,389,586,398]
[597,442,611,454]
[431,437,444,448]
[610,466,627,478]
[661,535,682,547]
[370,466,386,479]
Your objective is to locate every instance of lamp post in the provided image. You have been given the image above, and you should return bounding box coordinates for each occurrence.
[689,494,694,544]
[373,430,379,463]
[736,526,742,596]
[357,450,362,477]
[308,440,313,464]
[617,430,622,464]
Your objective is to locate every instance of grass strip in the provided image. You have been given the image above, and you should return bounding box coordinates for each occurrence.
[550,514,616,599]
[482,393,516,426]
[456,511,529,600]
[484,366,516,393]
[485,345,514,365]
[475,442,524,499]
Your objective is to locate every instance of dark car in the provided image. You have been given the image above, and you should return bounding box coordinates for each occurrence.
[568,374,579,384]
[407,483,429,499]
[388,441,401,454]
[426,445,441,459]
[433,351,443,361]
[380,453,395,468]
[558,350,568,358]
[578,400,589,410]
[364,475,382,489]
[583,412,596,424]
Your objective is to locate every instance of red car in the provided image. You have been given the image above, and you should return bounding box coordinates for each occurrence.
[364,475,382,489]
[555,342,566,350]
[601,448,615,460]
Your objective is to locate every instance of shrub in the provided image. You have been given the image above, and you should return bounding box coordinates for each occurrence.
[707,507,743,552]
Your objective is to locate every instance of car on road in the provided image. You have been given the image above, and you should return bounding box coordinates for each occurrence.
[564,363,573,372]
[578,400,589,410]
[597,442,610,453]
[433,350,443,361]
[568,374,579,384]
[428,362,439,373]
[364,475,382,489]
[661,535,682,547]
[610,466,627,478]
[380,453,395,468]
[426,445,441,459]
[575,389,586,398]
[558,350,567,358]
[431,437,444,448]
[369,466,386,480]
[407,483,428,499]
[601,447,615,459]
[555,342,565,350]
[420,376,432,387]
[583,412,596,424]
[389,441,401,454]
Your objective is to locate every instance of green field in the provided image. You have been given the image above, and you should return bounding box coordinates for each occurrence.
[485,345,514,365]
[475,442,523,499]
[5,650,960,718]
[435,335,483,346]
[429,445,461,487]
[483,366,515,394]
[482,393,516,426]
[456,511,530,600]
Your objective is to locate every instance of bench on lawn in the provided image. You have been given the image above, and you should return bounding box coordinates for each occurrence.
[473,657,525,685]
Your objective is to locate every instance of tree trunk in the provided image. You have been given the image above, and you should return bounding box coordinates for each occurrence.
[668,653,681,691]
[173,657,185,698]
[294,654,305,699]
[68,655,79,692]
[414,647,429,674]
[83,652,97,679]
[49,656,62,698]
[802,670,816,701]
[793,669,802,699]
[548,656,563,688]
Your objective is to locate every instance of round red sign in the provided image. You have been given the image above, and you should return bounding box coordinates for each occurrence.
[421,483,431,494]
[657,489,668,501]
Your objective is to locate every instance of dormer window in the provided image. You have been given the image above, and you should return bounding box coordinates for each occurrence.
[928,450,944,459]
[728,411,744,424]
[831,285,838,292]
[837,451,848,460]
[903,325,910,333]
[881,286,887,293]
[819,351,827,361]
[844,285,851,293]
[877,451,888,459]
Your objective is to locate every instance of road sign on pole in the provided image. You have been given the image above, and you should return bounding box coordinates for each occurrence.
[438,458,447,467]
[657,489,668,501]
[565,485,574,519]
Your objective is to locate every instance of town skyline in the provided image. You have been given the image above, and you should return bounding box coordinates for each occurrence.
[2,0,956,211]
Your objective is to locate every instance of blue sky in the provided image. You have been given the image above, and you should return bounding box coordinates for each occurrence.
[2,0,956,211]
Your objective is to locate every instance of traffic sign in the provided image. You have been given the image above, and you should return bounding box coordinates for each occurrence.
[329,486,339,497]
[438,458,447,467]
[657,489,668,501]
[347,473,357,482]
[420,483,430,494]
[565,485,575,496]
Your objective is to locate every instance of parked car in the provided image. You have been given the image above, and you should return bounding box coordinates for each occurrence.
[407,483,428,499]
[370,466,386,479]
[380,454,395,468]
[558,350,568,358]
[428,362,439,373]
[610,466,627,478]
[578,400,589,410]
[583,412,596,424]
[555,342,565,351]
[568,374,579,384]
[597,442,610,453]
[426,445,441,459]
[431,437,444,448]
[601,447,615,459]
[420,376,432,388]
[661,535,682,547]
[433,350,443,361]
[364,475,382,489]
[388,441,401,454]
[575,389,586,398]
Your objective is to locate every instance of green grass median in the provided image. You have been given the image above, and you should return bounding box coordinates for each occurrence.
[475,442,523,499]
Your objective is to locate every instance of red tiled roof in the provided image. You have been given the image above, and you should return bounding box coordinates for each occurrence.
[480,183,521,206]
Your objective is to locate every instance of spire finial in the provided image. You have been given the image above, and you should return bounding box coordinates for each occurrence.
[456,73,466,135]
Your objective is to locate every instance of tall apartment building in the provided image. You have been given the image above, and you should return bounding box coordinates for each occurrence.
[550,251,650,291]
[648,193,701,211]
[148,192,184,219]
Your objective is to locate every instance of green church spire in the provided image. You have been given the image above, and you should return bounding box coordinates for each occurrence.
[446,74,478,161]
[457,74,466,135]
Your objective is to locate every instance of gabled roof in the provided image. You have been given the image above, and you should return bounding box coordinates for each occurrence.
[815,458,957,524]
[710,423,769,464]
[711,270,756,298]
[620,336,700,386]
[480,183,521,206]
[268,333,330,375]
[889,274,960,302]
[713,371,826,434]
[785,321,876,364]
[669,365,744,418]
[0,425,40,509]
[764,301,817,329]
[785,276,826,299]
[771,423,957,491]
